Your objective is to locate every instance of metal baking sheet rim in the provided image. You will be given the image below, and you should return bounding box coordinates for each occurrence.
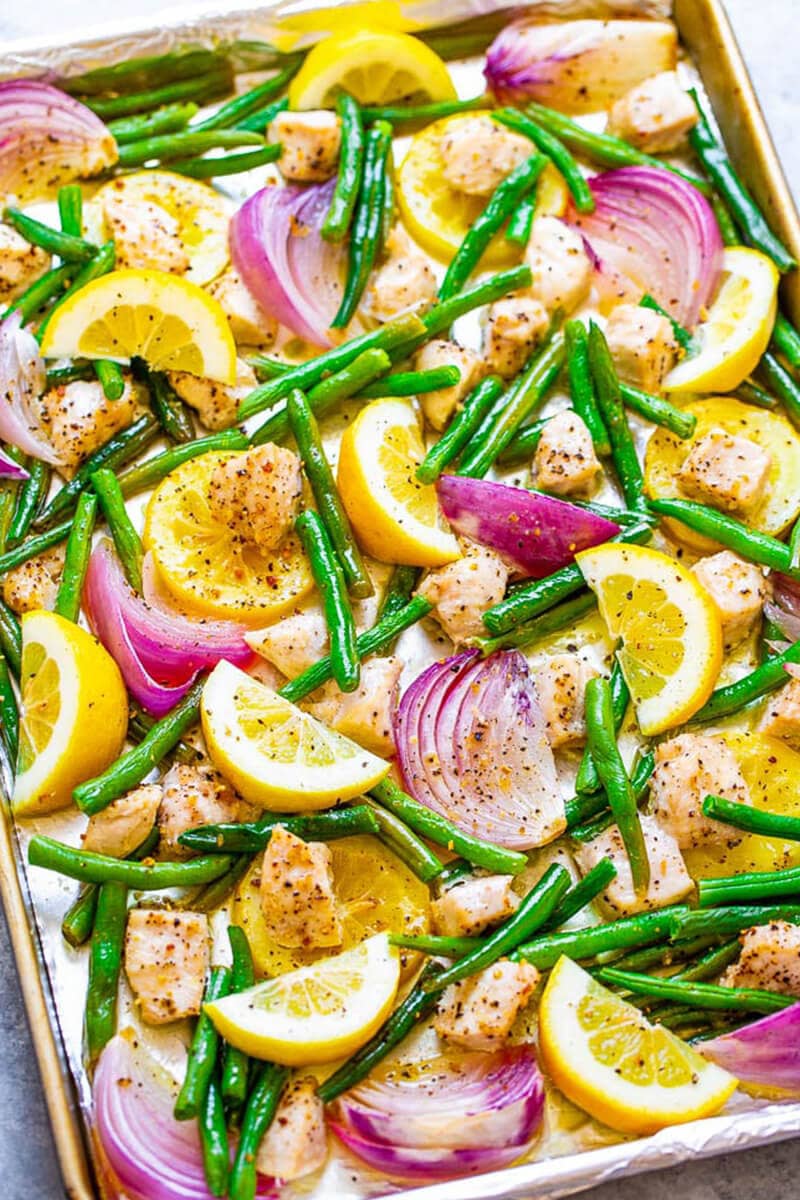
[0,0,799,1196]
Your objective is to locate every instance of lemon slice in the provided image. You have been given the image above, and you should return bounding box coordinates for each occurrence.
[205,932,400,1064]
[337,398,460,566]
[39,268,236,383]
[143,451,313,624]
[288,28,456,110]
[13,611,128,815]
[539,957,737,1135]
[663,247,779,393]
[201,661,390,810]
[576,543,722,735]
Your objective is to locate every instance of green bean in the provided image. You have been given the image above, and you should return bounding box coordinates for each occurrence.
[711,193,739,247]
[379,565,421,621]
[0,600,21,678]
[45,363,93,387]
[180,805,380,854]
[505,194,537,246]
[477,590,598,656]
[647,497,793,573]
[0,653,18,766]
[365,799,444,883]
[84,880,127,1062]
[221,927,255,1110]
[107,102,198,144]
[7,264,72,326]
[57,184,83,238]
[287,390,372,599]
[175,966,232,1120]
[85,69,234,120]
[638,293,693,352]
[187,854,253,915]
[0,483,20,555]
[416,376,504,484]
[735,380,777,410]
[611,934,721,973]
[295,510,360,693]
[380,138,394,255]
[512,905,689,969]
[117,128,264,168]
[127,706,198,766]
[672,905,800,941]
[7,460,50,545]
[230,1063,289,1200]
[4,208,97,263]
[757,351,800,429]
[370,777,528,876]
[421,265,532,342]
[389,932,478,958]
[575,660,629,796]
[698,863,800,907]
[248,354,291,380]
[495,416,551,466]
[322,93,365,242]
[54,492,98,622]
[74,680,204,815]
[789,517,800,575]
[199,1074,229,1197]
[433,858,474,894]
[492,109,594,214]
[703,794,800,841]
[619,382,697,439]
[360,96,488,124]
[565,749,655,830]
[597,966,793,1014]
[35,241,117,339]
[773,314,800,371]
[670,938,742,984]
[439,154,546,301]
[0,518,73,576]
[540,859,617,931]
[333,121,393,329]
[481,520,652,635]
[691,637,800,726]
[29,834,232,889]
[358,365,461,399]
[564,320,610,456]
[192,61,301,132]
[61,828,159,949]
[91,468,143,592]
[93,360,126,401]
[687,90,795,272]
[168,145,283,179]
[587,322,646,511]
[235,97,288,134]
[141,367,196,443]
[118,430,247,497]
[64,49,227,96]
[569,809,615,843]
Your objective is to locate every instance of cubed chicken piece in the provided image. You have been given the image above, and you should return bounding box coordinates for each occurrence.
[208,269,277,349]
[677,429,772,515]
[525,217,593,315]
[247,606,329,679]
[484,296,550,379]
[692,551,768,650]
[535,653,597,749]
[167,359,256,431]
[573,814,694,915]
[434,959,540,1051]
[533,411,601,497]
[721,921,800,997]
[607,71,698,154]
[158,763,242,859]
[304,655,402,756]
[605,303,678,393]
[440,116,532,198]
[82,784,162,859]
[102,191,190,274]
[270,110,342,183]
[417,538,509,646]
[257,1076,327,1182]
[0,223,50,303]
[124,909,209,1024]
[259,826,342,949]
[432,875,519,937]
[362,226,437,324]
[759,678,800,749]
[2,545,64,615]
[413,339,485,432]
[35,379,139,475]
[649,732,751,850]
[207,443,302,553]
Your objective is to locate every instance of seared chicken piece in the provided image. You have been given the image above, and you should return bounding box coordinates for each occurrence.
[692,551,768,650]
[413,339,485,432]
[167,359,256,431]
[102,191,190,274]
[35,379,139,475]
[158,763,242,860]
[535,653,598,749]
[257,1076,327,1181]
[573,814,694,915]
[417,538,509,646]
[533,411,601,497]
[270,110,342,183]
[124,909,209,1024]
[607,71,698,154]
[759,678,800,749]
[440,115,531,197]
[2,545,65,615]
[649,733,751,850]
[525,216,593,315]
[484,296,549,379]
[259,826,343,949]
[721,921,800,997]
[605,303,678,393]
[434,959,540,1051]
[208,269,278,349]
[677,429,772,515]
[82,784,162,859]
[362,226,437,323]
[304,655,402,756]
[431,875,519,937]
[0,223,50,303]
[207,444,302,552]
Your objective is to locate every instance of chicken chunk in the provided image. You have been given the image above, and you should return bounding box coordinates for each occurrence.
[573,814,694,915]
[124,909,209,1025]
[605,303,678,393]
[759,678,800,749]
[208,269,277,349]
[0,223,50,303]
[270,110,342,183]
[677,429,772,515]
[484,296,550,379]
[102,191,190,274]
[167,359,256,431]
[362,226,437,324]
[432,875,519,937]
[2,545,64,615]
[304,655,402,756]
[35,378,139,475]
[692,551,768,650]
[721,921,800,997]
[533,410,601,497]
[440,116,532,198]
[259,826,342,949]
[535,653,597,749]
[207,444,302,553]
[607,71,698,154]
[413,339,485,431]
[525,216,593,316]
[158,763,242,859]
[82,784,161,859]
[257,1076,327,1181]
[417,538,509,646]
[649,733,751,850]
[434,959,540,1051]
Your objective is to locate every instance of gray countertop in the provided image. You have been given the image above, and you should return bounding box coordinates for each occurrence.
[0,2,798,1197]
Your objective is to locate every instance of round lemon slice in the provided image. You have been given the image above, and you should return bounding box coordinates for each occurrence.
[576,542,722,735]
[539,957,737,1136]
[337,398,460,567]
[663,247,779,393]
[201,660,390,810]
[13,611,128,815]
[288,28,456,110]
[39,268,237,383]
[205,932,400,1065]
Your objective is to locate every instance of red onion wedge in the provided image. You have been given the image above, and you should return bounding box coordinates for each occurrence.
[699,1002,800,1094]
[331,1045,544,1182]
[230,178,345,349]
[766,574,800,644]
[394,650,564,851]
[0,79,117,202]
[437,475,619,578]
[0,311,63,464]
[0,449,28,481]
[567,166,723,327]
